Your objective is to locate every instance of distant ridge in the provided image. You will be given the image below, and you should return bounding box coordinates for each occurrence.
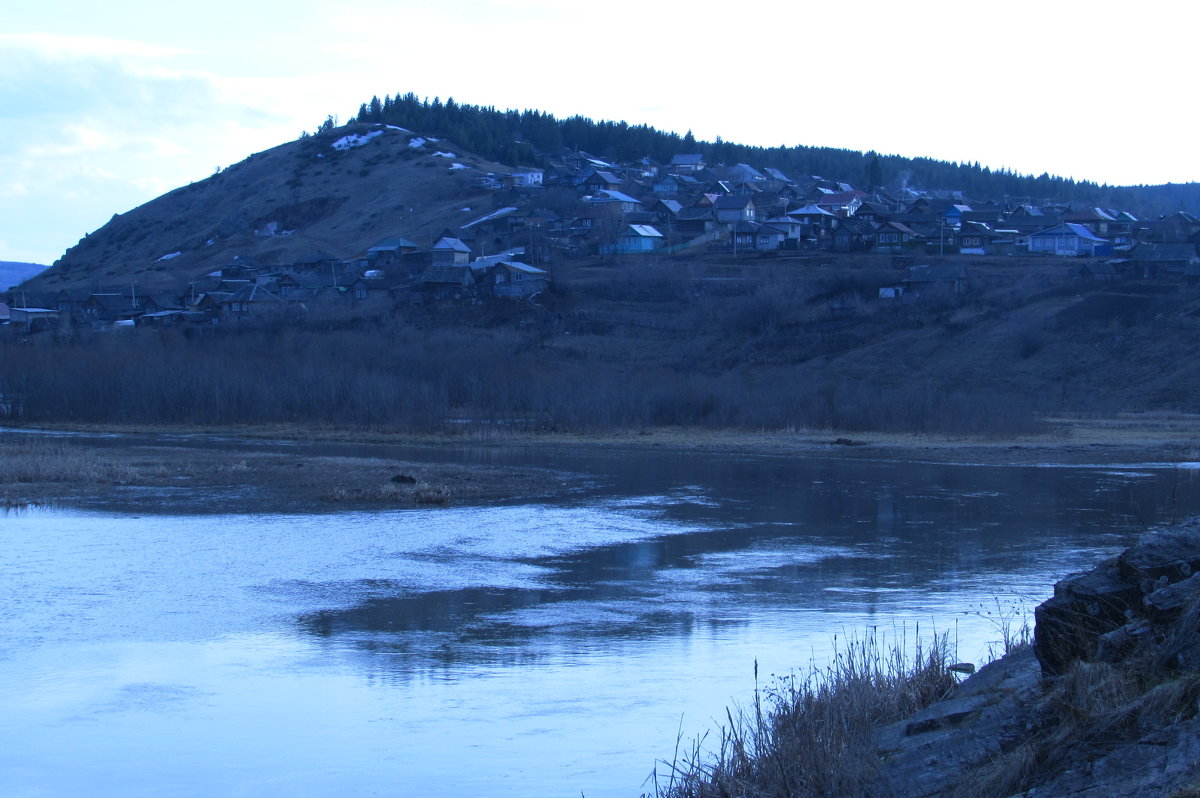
[0,261,47,292]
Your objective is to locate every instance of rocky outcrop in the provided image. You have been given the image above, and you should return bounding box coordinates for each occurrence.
[1034,524,1200,675]
[873,523,1200,798]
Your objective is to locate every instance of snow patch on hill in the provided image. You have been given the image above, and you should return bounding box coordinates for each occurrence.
[332,130,384,151]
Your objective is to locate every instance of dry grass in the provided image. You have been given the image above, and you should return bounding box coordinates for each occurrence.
[953,658,1200,798]
[320,480,453,506]
[0,437,142,484]
[648,628,958,798]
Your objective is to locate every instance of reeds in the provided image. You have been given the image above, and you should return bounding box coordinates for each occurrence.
[320,480,452,506]
[649,627,958,798]
[0,437,140,484]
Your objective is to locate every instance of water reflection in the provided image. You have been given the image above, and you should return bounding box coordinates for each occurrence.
[3,441,1199,798]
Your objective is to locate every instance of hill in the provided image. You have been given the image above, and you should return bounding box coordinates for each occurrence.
[0,261,47,292]
[5,107,1200,434]
[25,124,511,294]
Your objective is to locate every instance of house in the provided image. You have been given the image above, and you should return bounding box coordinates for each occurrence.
[366,236,420,266]
[576,168,622,195]
[814,191,865,217]
[762,215,808,244]
[942,204,973,228]
[730,163,767,184]
[652,173,700,197]
[853,200,893,224]
[82,293,139,324]
[507,168,544,187]
[669,153,705,173]
[957,221,1006,255]
[832,220,876,252]
[188,291,230,318]
[874,221,924,253]
[6,306,60,332]
[419,264,477,300]
[1062,207,1116,237]
[614,224,664,254]
[221,283,282,319]
[786,204,838,240]
[487,261,548,297]
[673,207,716,238]
[432,236,471,266]
[763,167,793,184]
[291,250,339,273]
[714,195,756,223]
[585,190,641,215]
[731,221,786,252]
[1129,242,1200,279]
[138,295,184,314]
[1028,223,1112,257]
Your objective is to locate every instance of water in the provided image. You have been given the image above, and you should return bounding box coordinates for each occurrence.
[2,442,1197,797]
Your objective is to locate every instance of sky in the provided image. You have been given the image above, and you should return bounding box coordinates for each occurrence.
[2,0,1196,266]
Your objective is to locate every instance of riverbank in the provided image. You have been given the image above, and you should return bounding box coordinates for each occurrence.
[0,433,579,512]
[654,524,1200,798]
[3,414,1199,511]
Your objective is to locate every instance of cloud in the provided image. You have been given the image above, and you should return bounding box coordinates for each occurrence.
[0,33,308,263]
[0,32,193,60]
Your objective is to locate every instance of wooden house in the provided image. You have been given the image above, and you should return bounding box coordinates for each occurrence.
[82,293,139,323]
[1129,242,1200,279]
[614,225,664,254]
[669,153,705,174]
[731,221,785,252]
[432,236,472,266]
[1028,223,1111,257]
[832,220,876,252]
[487,261,548,297]
[874,221,924,253]
[714,195,756,223]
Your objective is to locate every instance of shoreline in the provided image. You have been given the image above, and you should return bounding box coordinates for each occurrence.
[4,413,1200,512]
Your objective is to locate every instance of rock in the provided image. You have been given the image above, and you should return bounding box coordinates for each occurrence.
[873,526,1200,797]
[1143,572,1200,623]
[1096,618,1153,663]
[873,647,1043,798]
[1118,524,1200,584]
[1033,558,1143,675]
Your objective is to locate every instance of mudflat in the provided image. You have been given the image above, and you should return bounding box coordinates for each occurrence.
[3,413,1198,512]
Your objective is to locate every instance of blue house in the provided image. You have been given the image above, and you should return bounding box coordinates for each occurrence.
[1028,223,1112,257]
[613,224,664,254]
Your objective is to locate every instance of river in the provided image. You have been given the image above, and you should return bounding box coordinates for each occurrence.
[1,440,1197,796]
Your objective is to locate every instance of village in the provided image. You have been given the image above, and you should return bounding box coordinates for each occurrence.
[4,134,1200,334]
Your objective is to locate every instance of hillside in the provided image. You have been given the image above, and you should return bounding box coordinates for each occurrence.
[6,111,1200,434]
[1,261,47,292]
[26,124,511,294]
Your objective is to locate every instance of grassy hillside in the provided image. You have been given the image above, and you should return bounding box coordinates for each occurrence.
[26,124,509,294]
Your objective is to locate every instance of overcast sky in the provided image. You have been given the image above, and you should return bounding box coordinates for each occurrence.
[2,0,1195,265]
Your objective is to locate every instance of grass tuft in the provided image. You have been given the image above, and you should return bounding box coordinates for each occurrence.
[649,627,957,798]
